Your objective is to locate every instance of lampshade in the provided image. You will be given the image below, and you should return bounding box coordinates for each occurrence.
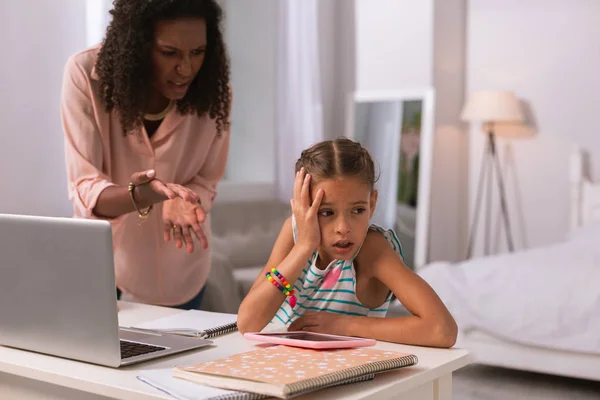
[461,91,524,123]
[491,121,535,138]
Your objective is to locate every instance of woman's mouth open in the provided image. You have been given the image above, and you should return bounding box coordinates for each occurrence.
[168,80,191,95]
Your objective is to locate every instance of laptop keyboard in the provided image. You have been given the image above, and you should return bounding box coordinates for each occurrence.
[120,340,166,359]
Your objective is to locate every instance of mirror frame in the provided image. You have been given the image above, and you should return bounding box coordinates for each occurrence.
[344,88,436,269]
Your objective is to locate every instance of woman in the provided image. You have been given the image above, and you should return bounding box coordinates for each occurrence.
[61,0,231,309]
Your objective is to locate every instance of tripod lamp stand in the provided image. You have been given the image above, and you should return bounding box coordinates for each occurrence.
[461,91,524,258]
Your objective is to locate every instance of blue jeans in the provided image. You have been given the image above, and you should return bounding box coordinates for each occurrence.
[116,287,205,310]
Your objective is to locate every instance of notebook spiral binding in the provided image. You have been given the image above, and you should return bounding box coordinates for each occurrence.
[209,373,375,400]
[201,322,239,339]
[285,354,419,397]
[210,391,269,400]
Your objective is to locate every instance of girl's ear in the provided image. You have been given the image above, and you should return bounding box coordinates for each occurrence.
[369,190,378,218]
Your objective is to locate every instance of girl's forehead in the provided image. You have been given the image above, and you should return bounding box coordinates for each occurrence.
[312,177,371,200]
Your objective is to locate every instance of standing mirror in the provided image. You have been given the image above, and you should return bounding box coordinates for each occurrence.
[345,89,435,269]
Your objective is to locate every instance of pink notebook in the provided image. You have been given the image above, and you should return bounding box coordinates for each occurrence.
[173,345,418,399]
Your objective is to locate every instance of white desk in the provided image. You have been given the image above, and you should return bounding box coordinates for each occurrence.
[0,301,471,399]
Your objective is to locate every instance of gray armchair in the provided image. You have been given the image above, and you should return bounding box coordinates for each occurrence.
[200,200,290,313]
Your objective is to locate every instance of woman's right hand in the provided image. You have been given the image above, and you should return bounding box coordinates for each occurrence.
[129,169,198,207]
[290,168,324,251]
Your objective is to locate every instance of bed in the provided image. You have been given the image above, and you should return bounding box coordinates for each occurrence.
[413,146,600,381]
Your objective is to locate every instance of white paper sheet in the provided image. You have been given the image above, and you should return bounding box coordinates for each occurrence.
[138,368,256,400]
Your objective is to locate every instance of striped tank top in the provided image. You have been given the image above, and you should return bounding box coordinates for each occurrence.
[270,216,404,327]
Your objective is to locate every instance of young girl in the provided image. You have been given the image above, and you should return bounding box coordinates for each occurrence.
[237,138,457,348]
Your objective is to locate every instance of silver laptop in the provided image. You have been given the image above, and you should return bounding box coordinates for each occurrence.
[0,213,212,367]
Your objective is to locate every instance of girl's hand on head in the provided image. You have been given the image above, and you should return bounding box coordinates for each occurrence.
[130,169,199,206]
[290,168,324,251]
[288,311,352,336]
[162,197,208,254]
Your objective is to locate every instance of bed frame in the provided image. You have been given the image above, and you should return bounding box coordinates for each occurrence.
[456,146,600,381]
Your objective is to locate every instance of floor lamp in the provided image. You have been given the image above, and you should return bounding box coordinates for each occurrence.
[461,91,524,258]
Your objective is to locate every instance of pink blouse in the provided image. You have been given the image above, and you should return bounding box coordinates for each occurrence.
[61,46,230,306]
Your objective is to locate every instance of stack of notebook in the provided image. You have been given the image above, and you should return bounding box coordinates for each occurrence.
[167,345,418,399]
[132,312,418,399]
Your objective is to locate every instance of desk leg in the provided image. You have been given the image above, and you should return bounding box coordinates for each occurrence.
[433,373,452,400]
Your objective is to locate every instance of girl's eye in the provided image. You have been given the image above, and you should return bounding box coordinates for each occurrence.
[353,208,366,214]
[161,50,177,56]
[191,49,205,56]
[318,210,333,217]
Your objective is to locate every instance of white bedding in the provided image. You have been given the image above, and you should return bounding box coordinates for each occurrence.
[418,228,600,355]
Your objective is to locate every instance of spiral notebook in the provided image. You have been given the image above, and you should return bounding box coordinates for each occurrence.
[138,368,372,400]
[131,310,238,339]
[173,345,418,399]
[137,369,269,400]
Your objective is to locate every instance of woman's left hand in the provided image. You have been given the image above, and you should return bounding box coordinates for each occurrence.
[162,197,208,253]
[288,311,352,335]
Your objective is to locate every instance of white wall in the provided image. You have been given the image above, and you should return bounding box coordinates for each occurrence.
[223,0,343,183]
[321,0,356,140]
[318,0,338,139]
[0,0,86,217]
[85,0,112,46]
[429,0,468,262]
[466,0,600,255]
[222,0,351,183]
[222,0,276,183]
[355,0,433,91]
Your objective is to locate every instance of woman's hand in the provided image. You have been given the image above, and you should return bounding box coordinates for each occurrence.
[92,169,199,220]
[290,168,324,252]
[162,197,208,253]
[130,169,198,206]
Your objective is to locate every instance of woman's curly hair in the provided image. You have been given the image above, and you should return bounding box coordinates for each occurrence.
[95,0,231,135]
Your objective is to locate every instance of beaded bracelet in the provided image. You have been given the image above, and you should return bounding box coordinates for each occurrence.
[266,268,297,308]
